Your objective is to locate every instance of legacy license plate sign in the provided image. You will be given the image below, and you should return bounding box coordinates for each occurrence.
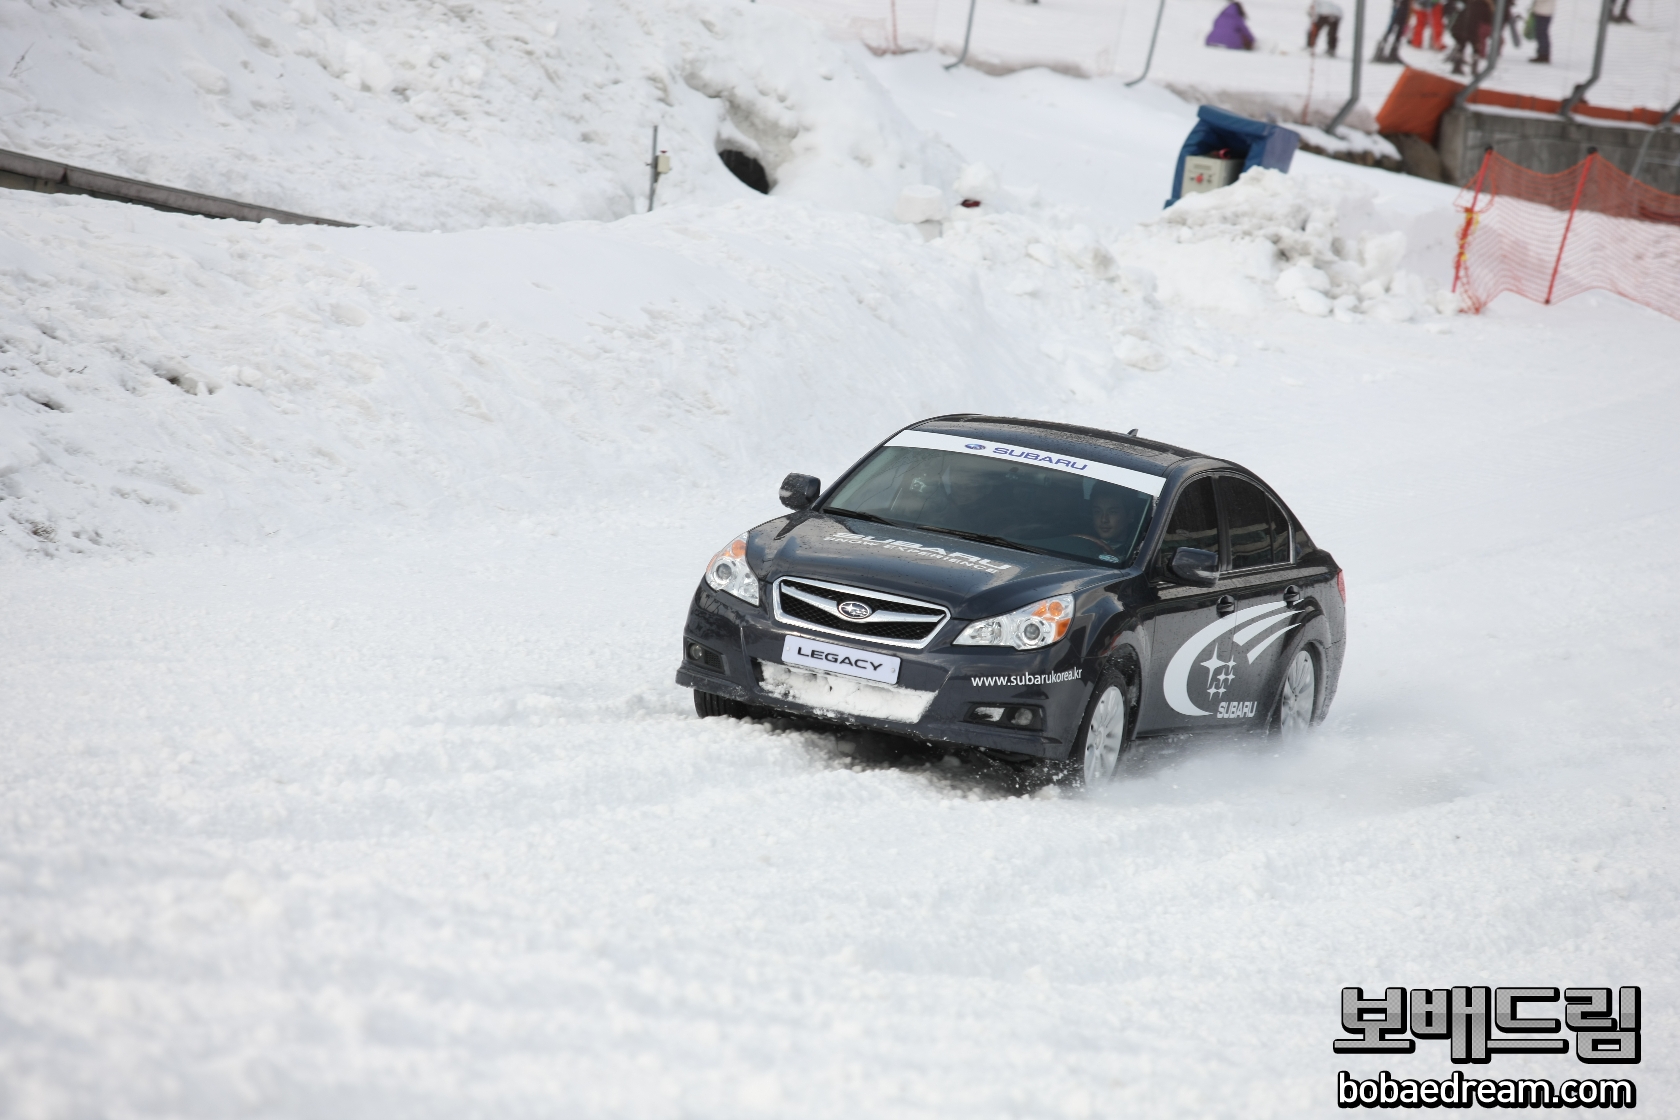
[781,635,901,685]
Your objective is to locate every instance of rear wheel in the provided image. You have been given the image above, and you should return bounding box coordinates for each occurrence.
[1274,648,1317,737]
[693,689,752,719]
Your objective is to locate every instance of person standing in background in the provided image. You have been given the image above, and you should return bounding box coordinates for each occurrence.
[1446,0,1493,72]
[1529,0,1553,61]
[1410,0,1446,49]
[1373,0,1413,59]
[1609,0,1632,23]
[1308,0,1344,54]
[1207,1,1258,49]
[1505,0,1523,45]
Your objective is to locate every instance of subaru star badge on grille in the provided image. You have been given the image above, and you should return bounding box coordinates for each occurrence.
[837,600,873,620]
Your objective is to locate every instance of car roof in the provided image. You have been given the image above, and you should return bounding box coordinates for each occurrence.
[908,414,1209,477]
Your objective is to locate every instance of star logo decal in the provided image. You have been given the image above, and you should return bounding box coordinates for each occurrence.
[1200,642,1237,699]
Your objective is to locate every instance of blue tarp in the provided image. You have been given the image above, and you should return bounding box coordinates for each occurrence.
[1166,105,1300,206]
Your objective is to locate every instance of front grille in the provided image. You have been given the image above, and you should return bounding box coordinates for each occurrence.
[773,577,950,649]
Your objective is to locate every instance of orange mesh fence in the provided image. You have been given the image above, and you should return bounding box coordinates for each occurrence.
[1453,151,1680,319]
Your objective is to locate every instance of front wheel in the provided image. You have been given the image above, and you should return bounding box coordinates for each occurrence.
[1064,668,1137,787]
[1274,648,1317,737]
[693,689,753,719]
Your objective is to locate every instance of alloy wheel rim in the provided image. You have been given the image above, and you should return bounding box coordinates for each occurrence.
[1279,650,1316,735]
[1084,685,1126,784]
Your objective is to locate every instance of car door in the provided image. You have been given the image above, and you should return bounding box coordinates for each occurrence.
[1205,474,1307,723]
[1135,475,1227,735]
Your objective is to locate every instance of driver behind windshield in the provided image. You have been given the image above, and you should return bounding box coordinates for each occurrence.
[1080,491,1136,556]
[824,446,1151,566]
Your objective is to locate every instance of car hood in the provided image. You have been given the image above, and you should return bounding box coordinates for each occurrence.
[752,513,1116,617]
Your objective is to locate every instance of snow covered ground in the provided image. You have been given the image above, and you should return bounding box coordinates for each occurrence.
[3,3,1679,1117]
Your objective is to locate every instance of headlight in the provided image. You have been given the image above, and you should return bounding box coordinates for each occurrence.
[953,595,1073,650]
[703,532,760,605]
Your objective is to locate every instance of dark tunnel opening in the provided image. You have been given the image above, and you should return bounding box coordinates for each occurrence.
[718,149,770,194]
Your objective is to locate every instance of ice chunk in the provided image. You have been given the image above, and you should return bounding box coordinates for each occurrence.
[893,185,946,224]
[1292,289,1333,317]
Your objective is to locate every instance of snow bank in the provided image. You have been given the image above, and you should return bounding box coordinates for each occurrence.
[1121,168,1460,320]
[0,188,1162,558]
[0,0,959,229]
[0,162,1465,560]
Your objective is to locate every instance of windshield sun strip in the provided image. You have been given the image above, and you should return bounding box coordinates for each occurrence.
[887,429,1167,497]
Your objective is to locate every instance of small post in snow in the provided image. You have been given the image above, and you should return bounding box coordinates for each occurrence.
[945,0,978,69]
[1325,0,1366,136]
[647,126,671,212]
[1125,0,1168,87]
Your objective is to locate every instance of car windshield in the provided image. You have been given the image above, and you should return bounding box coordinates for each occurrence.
[824,444,1157,567]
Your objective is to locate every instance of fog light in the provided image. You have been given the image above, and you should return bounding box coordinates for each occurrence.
[966,703,1042,730]
[685,641,724,672]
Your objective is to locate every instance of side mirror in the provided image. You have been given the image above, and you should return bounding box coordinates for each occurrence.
[1168,547,1219,588]
[779,472,821,511]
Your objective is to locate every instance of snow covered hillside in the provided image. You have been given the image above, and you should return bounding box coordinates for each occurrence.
[0,0,959,227]
[3,5,1679,1119]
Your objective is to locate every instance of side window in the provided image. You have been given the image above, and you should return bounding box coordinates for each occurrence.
[1293,519,1315,561]
[1155,476,1219,572]
[1222,477,1291,569]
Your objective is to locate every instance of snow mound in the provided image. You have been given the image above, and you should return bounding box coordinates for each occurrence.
[0,0,959,229]
[0,189,1171,559]
[1119,169,1460,321]
[0,161,1466,560]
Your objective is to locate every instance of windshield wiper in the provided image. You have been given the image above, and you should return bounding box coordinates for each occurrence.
[912,525,1051,557]
[823,507,903,528]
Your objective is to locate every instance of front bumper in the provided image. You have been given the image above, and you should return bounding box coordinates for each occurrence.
[676,584,1094,760]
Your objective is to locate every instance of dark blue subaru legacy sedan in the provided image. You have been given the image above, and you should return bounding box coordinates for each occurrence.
[676,415,1345,785]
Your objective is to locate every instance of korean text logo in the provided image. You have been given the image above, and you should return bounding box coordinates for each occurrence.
[1334,986,1640,1110]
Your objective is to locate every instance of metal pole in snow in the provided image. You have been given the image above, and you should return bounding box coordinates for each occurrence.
[1561,0,1614,117]
[946,0,979,69]
[1454,0,1509,109]
[1124,0,1169,87]
[647,125,660,212]
[1325,0,1365,135]
[1631,95,1680,183]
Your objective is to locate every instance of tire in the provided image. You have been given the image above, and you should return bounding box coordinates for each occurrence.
[1061,667,1137,787]
[1273,647,1318,737]
[693,688,753,719]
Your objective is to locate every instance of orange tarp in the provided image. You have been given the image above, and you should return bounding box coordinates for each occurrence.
[1375,67,1463,143]
[1375,67,1669,143]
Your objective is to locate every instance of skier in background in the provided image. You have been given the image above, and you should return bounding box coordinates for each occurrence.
[1446,0,1494,73]
[1505,0,1524,46]
[1207,1,1258,49]
[1373,0,1413,60]
[1308,0,1343,54]
[1410,0,1446,49]
[1528,0,1553,61]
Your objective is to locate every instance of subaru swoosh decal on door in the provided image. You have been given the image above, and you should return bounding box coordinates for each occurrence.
[1244,620,1301,662]
[1163,601,1296,716]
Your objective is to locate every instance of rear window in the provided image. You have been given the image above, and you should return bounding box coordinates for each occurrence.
[1221,476,1291,569]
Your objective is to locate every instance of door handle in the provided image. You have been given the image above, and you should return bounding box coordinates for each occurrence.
[1283,585,1301,604]
[1216,594,1236,616]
